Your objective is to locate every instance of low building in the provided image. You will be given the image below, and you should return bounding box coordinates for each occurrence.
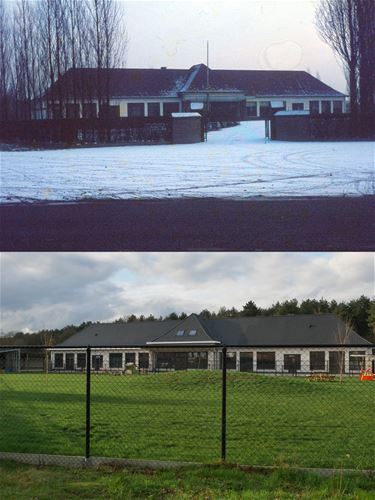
[50,314,372,375]
[39,64,346,121]
[0,347,47,372]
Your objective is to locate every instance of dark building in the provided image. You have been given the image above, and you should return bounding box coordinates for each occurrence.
[38,64,346,121]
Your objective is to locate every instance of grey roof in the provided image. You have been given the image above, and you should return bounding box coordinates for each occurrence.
[56,314,370,348]
[47,64,345,100]
[187,64,345,98]
[58,321,180,347]
[202,314,369,346]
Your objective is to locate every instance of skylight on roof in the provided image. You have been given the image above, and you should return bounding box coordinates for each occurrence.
[188,330,197,336]
[176,330,184,336]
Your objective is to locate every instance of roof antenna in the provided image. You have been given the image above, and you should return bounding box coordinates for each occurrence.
[206,40,210,88]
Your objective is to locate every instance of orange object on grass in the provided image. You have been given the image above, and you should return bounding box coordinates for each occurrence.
[360,368,375,381]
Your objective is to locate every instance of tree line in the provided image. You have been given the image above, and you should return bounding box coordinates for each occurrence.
[0,0,128,121]
[1,296,374,346]
[316,0,375,113]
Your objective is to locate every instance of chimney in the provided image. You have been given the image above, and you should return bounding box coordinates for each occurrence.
[161,66,167,70]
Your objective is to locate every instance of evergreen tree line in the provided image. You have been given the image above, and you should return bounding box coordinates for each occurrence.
[1,296,374,346]
[0,0,128,120]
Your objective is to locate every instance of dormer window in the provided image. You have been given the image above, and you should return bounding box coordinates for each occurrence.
[188,330,197,336]
[176,330,184,336]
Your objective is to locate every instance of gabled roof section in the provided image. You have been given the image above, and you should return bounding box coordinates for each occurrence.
[45,67,190,99]
[146,314,221,345]
[185,68,345,98]
[201,314,370,346]
[56,320,181,347]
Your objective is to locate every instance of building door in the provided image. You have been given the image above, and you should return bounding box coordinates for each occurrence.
[65,353,74,370]
[284,354,301,374]
[329,351,345,374]
[92,355,103,371]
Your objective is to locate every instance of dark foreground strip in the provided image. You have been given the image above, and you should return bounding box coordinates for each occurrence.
[0,452,373,477]
[0,196,374,251]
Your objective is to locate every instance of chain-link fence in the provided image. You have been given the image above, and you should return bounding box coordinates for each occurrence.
[1,345,374,470]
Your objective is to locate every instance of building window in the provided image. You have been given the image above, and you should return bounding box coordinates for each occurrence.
[99,104,120,119]
[310,351,325,371]
[66,353,75,370]
[147,102,160,117]
[50,104,62,119]
[284,354,301,373]
[54,353,63,368]
[82,103,97,118]
[91,355,103,370]
[226,351,237,370]
[128,103,145,118]
[77,353,86,369]
[246,102,257,117]
[65,103,80,119]
[309,101,319,115]
[188,330,197,336]
[321,101,331,114]
[109,353,123,369]
[125,352,136,364]
[176,330,184,336]
[333,101,343,114]
[163,102,179,116]
[257,352,275,370]
[139,353,149,369]
[240,352,253,372]
[187,352,208,369]
[349,351,366,371]
[292,103,304,110]
[259,101,271,117]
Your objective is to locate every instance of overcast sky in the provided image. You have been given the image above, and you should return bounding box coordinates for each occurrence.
[1,252,373,333]
[124,0,347,93]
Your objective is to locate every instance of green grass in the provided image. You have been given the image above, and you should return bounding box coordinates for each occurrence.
[1,371,374,469]
[1,460,375,499]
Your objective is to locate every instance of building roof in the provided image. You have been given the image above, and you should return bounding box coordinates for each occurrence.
[56,314,370,348]
[46,64,345,100]
[186,64,344,97]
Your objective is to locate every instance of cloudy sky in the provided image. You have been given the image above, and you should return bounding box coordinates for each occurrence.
[1,252,373,333]
[125,0,347,92]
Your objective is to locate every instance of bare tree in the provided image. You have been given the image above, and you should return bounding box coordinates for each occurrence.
[87,0,128,113]
[356,0,375,113]
[41,330,54,373]
[335,319,353,383]
[2,0,128,120]
[0,0,11,119]
[315,0,359,113]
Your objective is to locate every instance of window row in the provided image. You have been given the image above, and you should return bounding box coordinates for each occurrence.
[227,350,367,372]
[55,102,180,119]
[246,100,343,117]
[54,352,149,370]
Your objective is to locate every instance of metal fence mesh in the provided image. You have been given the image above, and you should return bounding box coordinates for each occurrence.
[0,346,374,469]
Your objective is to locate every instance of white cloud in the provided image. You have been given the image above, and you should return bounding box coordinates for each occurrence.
[0,252,373,333]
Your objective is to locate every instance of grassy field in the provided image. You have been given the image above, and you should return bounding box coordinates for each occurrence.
[1,461,375,500]
[0,371,374,470]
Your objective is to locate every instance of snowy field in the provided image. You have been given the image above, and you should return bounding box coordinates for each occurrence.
[1,121,374,202]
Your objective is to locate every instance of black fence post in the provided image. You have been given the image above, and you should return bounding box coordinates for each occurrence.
[221,346,227,463]
[85,345,91,461]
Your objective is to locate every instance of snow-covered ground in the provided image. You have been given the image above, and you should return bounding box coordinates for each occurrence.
[1,121,374,202]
